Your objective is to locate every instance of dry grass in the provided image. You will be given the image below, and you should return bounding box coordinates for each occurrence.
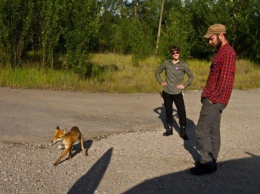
[0,53,259,92]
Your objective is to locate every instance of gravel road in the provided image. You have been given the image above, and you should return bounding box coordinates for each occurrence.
[0,87,259,193]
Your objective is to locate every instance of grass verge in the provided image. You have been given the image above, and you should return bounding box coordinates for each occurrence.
[0,53,259,92]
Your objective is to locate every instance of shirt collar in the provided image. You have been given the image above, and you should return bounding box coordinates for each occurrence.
[218,42,229,53]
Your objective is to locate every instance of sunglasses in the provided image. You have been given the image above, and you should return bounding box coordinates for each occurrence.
[171,51,180,54]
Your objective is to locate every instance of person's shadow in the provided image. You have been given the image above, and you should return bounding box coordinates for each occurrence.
[153,104,200,163]
[67,148,113,194]
[154,103,179,131]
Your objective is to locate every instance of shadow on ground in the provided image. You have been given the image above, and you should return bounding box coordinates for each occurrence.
[67,103,259,193]
[67,148,260,194]
[67,148,113,194]
[154,104,200,162]
[72,140,93,158]
[123,153,260,194]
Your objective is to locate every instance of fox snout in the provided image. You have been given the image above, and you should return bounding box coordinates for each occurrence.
[51,139,59,146]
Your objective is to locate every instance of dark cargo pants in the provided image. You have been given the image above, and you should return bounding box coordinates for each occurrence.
[196,98,226,163]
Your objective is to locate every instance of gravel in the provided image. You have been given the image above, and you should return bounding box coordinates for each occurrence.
[0,88,259,194]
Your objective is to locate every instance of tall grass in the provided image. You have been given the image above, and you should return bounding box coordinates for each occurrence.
[233,60,260,89]
[0,53,259,92]
[0,68,84,91]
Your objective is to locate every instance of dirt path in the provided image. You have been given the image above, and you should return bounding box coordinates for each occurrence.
[0,87,164,144]
[0,87,259,193]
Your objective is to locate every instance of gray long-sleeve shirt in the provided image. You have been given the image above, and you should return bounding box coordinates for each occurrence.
[155,59,194,95]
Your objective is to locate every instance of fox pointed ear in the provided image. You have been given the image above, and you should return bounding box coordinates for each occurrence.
[56,126,60,130]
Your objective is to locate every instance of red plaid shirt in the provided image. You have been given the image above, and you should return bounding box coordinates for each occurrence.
[201,43,236,105]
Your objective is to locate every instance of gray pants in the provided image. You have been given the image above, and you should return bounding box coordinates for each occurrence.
[196,98,226,163]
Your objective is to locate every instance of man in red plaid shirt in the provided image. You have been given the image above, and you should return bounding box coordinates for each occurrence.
[190,24,236,175]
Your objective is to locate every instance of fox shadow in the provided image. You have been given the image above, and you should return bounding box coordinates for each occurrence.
[72,140,93,158]
[154,104,200,162]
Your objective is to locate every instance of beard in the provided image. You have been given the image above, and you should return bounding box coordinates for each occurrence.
[215,35,222,50]
[210,35,222,50]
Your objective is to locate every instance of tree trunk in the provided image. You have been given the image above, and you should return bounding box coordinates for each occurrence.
[156,0,164,52]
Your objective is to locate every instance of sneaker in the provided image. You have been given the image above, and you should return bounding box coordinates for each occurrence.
[194,159,217,169]
[190,162,217,175]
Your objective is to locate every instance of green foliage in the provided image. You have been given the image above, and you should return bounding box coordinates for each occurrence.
[0,0,259,71]
[158,0,192,61]
[185,0,260,62]
[0,0,33,68]
[0,0,101,71]
[60,0,100,71]
[40,0,63,69]
[128,19,154,65]
[226,0,260,62]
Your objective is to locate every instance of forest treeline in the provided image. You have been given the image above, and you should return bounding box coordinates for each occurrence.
[0,0,259,72]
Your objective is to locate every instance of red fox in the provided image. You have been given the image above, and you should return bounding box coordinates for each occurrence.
[51,126,87,166]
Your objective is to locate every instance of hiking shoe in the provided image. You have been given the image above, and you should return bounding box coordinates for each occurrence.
[190,162,217,175]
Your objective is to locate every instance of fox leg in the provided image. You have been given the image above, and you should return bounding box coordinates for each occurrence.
[54,149,69,166]
[80,137,87,156]
[68,147,73,159]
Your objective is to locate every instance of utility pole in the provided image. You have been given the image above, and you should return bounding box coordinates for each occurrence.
[156,0,165,52]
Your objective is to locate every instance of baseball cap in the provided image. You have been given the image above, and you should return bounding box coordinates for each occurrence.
[203,24,226,38]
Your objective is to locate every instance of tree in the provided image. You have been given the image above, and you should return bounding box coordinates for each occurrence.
[0,0,33,68]
[158,0,192,60]
[61,0,100,72]
[1,0,259,69]
[226,0,260,62]
[40,0,63,69]
[156,0,164,51]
